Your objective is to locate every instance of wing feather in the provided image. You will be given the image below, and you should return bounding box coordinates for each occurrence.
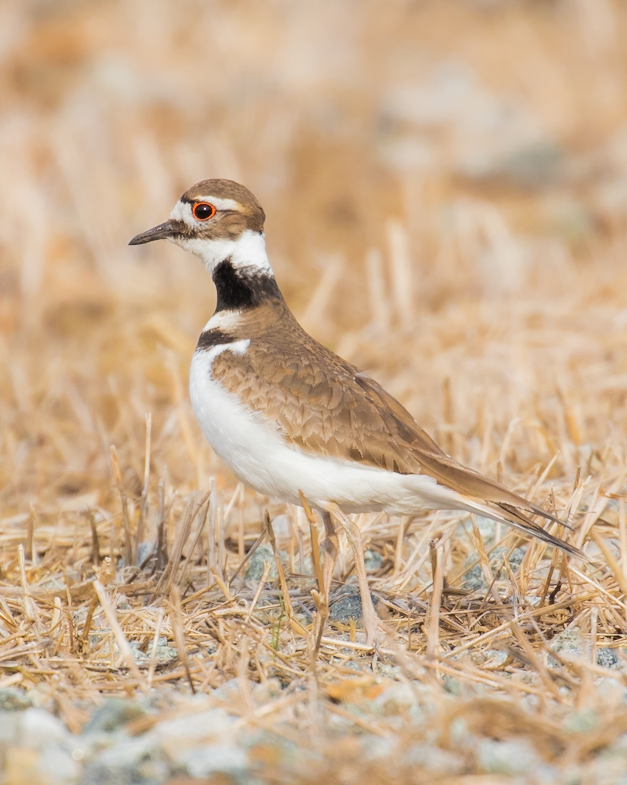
[210,319,579,557]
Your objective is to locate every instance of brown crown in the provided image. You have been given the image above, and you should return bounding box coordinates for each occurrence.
[181,179,266,235]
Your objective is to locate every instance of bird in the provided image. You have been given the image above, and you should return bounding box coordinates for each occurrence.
[129,178,582,645]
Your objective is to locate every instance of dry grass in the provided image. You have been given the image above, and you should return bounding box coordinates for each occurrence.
[3,0,627,781]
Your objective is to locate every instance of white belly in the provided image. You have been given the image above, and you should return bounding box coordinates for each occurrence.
[189,344,478,516]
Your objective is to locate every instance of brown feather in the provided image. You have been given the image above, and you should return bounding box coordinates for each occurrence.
[206,299,580,557]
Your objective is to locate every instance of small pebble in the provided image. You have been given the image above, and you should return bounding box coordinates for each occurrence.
[562,709,599,734]
[462,547,525,592]
[364,549,384,572]
[597,647,621,669]
[178,743,248,778]
[0,688,32,712]
[244,544,284,581]
[20,709,69,747]
[548,626,589,667]
[478,738,541,775]
[83,699,146,735]
[81,735,167,785]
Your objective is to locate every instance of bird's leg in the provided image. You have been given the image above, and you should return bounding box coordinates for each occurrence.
[321,510,339,600]
[313,510,338,653]
[330,506,383,646]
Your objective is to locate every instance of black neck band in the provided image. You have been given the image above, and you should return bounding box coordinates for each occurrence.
[213,259,283,312]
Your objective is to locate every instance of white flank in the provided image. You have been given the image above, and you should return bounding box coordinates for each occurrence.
[189,347,502,518]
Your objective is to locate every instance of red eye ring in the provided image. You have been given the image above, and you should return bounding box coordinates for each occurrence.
[192,202,216,221]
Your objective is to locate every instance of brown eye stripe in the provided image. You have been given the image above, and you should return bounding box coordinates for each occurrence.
[192,202,216,221]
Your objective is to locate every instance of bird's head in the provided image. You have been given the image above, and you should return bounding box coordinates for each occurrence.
[129,178,269,274]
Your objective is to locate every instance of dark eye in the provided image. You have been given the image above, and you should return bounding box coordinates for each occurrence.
[192,202,216,221]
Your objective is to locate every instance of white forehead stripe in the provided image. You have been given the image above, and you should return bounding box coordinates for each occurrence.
[194,196,241,211]
[169,197,243,229]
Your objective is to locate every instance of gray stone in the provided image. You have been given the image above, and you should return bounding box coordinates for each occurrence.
[0,687,32,711]
[153,707,236,746]
[146,636,178,664]
[597,647,621,669]
[0,711,19,744]
[406,743,464,775]
[83,699,147,735]
[80,734,167,785]
[596,677,627,705]
[361,736,396,760]
[211,679,241,704]
[20,708,69,747]
[462,547,525,592]
[376,663,402,679]
[442,675,462,695]
[562,709,599,734]
[372,682,420,716]
[252,678,282,705]
[329,585,379,623]
[548,627,589,667]
[135,541,154,567]
[39,742,80,784]
[478,738,540,774]
[178,743,248,778]
[364,549,384,572]
[244,544,287,581]
[470,649,509,668]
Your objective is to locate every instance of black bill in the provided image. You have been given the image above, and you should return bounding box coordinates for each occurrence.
[128,220,177,245]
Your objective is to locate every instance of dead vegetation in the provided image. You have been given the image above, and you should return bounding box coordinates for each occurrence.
[3,0,627,781]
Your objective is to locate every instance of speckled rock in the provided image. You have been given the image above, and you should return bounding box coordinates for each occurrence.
[329,584,379,623]
[146,636,178,664]
[20,708,70,747]
[597,647,621,669]
[39,743,80,784]
[562,709,599,734]
[477,738,541,775]
[469,649,509,668]
[371,683,423,721]
[548,626,590,667]
[364,549,384,572]
[83,699,147,735]
[406,743,464,775]
[0,688,32,712]
[244,544,288,581]
[462,546,525,592]
[80,734,167,785]
[177,743,248,779]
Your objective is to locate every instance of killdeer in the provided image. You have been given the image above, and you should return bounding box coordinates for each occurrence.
[130,179,581,644]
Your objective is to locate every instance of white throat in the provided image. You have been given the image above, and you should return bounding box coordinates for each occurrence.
[168,201,271,275]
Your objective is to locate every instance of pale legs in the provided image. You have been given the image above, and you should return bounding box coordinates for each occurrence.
[321,510,339,601]
[321,505,383,646]
[312,510,339,652]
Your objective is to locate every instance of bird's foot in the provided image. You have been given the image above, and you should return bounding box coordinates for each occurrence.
[363,612,388,648]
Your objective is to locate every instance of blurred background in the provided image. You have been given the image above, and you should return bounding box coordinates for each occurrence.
[2,0,627,518]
